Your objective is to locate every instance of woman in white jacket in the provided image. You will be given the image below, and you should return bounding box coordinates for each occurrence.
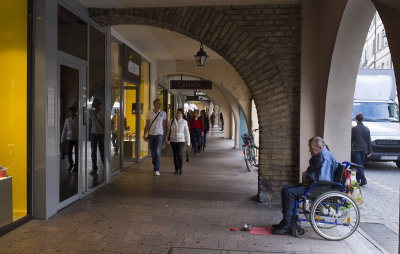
[166,108,191,175]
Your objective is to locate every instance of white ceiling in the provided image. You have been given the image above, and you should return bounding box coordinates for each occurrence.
[79,0,300,8]
[113,25,222,61]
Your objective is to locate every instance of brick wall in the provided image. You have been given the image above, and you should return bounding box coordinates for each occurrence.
[90,4,301,203]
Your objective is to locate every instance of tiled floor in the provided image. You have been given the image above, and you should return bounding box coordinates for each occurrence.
[0,128,381,253]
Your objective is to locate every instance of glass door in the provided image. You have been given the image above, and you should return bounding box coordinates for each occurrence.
[122,82,139,161]
[58,62,86,206]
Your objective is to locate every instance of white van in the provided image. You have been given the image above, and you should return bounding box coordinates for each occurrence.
[352,69,400,168]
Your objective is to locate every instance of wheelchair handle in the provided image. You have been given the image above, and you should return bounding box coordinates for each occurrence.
[342,161,363,170]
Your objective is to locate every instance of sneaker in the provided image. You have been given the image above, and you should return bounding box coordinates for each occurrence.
[154,171,160,176]
[359,182,367,186]
[272,220,286,229]
[271,224,293,235]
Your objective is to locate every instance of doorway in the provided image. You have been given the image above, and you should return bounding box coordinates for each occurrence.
[58,60,106,208]
[122,82,139,162]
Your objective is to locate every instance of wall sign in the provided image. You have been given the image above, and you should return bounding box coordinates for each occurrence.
[122,44,141,85]
[170,80,212,90]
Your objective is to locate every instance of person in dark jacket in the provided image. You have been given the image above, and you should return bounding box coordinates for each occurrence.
[200,110,210,151]
[219,112,224,131]
[189,110,204,155]
[351,113,371,186]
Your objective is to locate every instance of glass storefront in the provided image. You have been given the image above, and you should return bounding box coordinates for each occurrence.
[0,0,29,228]
[123,82,137,161]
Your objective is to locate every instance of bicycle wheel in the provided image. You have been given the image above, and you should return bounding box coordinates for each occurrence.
[244,146,253,172]
[310,191,360,241]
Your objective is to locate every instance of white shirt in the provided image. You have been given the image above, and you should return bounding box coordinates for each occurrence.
[90,109,105,134]
[146,110,167,135]
[167,118,190,146]
[61,116,79,141]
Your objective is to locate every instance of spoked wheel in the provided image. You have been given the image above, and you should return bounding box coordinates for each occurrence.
[244,146,259,172]
[310,191,360,240]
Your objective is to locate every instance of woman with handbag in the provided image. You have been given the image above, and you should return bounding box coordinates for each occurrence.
[166,108,190,175]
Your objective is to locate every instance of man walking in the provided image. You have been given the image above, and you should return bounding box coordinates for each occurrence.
[351,113,371,186]
[144,99,167,176]
[89,98,105,175]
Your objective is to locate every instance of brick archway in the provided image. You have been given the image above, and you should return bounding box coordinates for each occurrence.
[90,5,301,202]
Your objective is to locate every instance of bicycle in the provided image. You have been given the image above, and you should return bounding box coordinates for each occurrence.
[241,129,259,172]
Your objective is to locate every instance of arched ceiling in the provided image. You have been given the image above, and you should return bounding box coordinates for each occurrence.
[112,25,222,61]
[79,0,300,8]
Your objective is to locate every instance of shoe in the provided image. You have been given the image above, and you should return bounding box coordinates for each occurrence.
[359,182,367,186]
[272,220,286,229]
[271,224,293,235]
[154,171,160,176]
[174,170,178,175]
[179,169,182,175]
[89,169,97,175]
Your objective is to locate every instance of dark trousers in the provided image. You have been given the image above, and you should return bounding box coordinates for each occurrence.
[171,142,185,170]
[281,184,308,226]
[90,134,104,170]
[351,150,367,184]
[191,129,202,154]
[202,133,207,149]
[149,134,164,172]
[68,140,78,168]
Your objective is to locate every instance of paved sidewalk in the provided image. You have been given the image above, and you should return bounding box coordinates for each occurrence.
[0,128,383,253]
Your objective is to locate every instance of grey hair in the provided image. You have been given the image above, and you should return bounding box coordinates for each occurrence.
[309,136,328,150]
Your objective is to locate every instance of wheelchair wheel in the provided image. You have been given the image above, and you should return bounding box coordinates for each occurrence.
[294,226,306,238]
[310,191,360,241]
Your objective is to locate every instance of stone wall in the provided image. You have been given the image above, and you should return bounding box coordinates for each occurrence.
[90,4,301,203]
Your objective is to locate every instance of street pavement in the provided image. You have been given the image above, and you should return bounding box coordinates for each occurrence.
[361,161,399,234]
[0,128,391,253]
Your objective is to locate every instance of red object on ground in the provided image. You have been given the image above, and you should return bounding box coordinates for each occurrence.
[249,227,273,235]
[230,228,237,231]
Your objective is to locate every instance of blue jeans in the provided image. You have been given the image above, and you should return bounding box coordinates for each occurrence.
[351,150,367,184]
[281,184,308,227]
[149,134,164,172]
[191,129,202,154]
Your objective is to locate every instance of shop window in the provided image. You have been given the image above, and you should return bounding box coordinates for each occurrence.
[58,5,87,60]
[0,0,28,226]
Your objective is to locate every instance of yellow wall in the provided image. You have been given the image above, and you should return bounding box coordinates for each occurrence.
[124,85,136,140]
[0,1,28,217]
[140,62,149,158]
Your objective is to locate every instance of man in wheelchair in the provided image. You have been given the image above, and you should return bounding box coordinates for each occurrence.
[272,136,338,235]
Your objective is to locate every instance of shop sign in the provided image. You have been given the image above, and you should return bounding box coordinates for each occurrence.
[170,80,212,90]
[122,44,141,85]
[186,96,200,101]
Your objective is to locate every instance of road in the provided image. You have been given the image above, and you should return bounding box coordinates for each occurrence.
[359,160,399,234]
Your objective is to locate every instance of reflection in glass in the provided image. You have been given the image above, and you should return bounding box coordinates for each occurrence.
[59,65,79,202]
[111,41,122,173]
[88,26,105,188]
[123,83,137,160]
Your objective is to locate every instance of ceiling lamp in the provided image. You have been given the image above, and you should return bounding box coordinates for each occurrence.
[194,42,209,67]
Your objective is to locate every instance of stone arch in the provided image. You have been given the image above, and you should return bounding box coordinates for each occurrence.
[323,0,400,162]
[90,5,301,202]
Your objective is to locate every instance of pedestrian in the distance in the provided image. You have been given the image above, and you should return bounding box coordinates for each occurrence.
[89,98,105,175]
[189,110,204,155]
[210,112,215,127]
[351,113,371,186]
[165,108,190,175]
[144,99,167,176]
[219,112,224,131]
[200,110,210,151]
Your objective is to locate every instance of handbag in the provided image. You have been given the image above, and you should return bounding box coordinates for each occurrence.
[147,111,161,138]
[186,149,190,162]
[167,119,174,141]
[344,170,364,206]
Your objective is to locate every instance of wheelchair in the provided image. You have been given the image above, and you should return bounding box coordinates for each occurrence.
[293,161,362,240]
